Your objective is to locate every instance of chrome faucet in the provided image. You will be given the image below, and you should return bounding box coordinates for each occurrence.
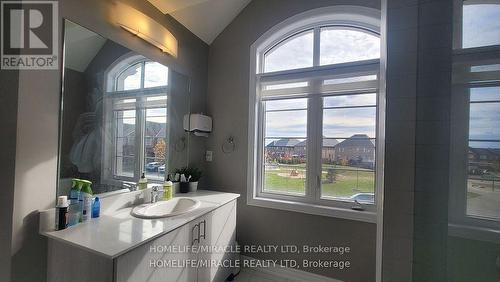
[151,186,160,203]
[123,181,137,191]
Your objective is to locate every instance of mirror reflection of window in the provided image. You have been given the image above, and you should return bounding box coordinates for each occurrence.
[451,0,500,228]
[462,1,500,49]
[116,62,142,91]
[144,61,169,88]
[105,57,169,183]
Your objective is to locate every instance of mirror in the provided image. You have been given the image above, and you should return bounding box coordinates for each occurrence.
[58,20,190,197]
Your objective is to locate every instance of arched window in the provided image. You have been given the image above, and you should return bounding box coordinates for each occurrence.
[103,55,169,182]
[248,6,383,221]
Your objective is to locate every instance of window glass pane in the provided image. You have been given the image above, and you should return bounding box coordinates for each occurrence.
[116,63,142,91]
[470,64,500,73]
[264,138,306,195]
[462,2,500,48]
[144,62,168,88]
[115,156,134,178]
[320,27,380,65]
[116,137,135,157]
[265,109,307,138]
[321,166,375,202]
[265,98,307,111]
[323,107,376,138]
[264,82,308,90]
[115,110,135,138]
[470,87,500,102]
[469,103,500,140]
[467,142,500,220]
[324,94,377,108]
[324,75,377,85]
[264,30,313,73]
[322,92,376,202]
[320,137,375,202]
[115,110,136,178]
[145,106,167,181]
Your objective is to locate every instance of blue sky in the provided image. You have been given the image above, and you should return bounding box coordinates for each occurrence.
[469,87,500,149]
[463,3,500,48]
[264,28,380,73]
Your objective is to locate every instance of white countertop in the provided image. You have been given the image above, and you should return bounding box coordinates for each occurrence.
[41,190,240,259]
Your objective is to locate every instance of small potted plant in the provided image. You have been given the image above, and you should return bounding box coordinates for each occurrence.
[174,166,202,193]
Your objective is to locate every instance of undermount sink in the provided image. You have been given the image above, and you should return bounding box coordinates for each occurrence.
[131,198,201,219]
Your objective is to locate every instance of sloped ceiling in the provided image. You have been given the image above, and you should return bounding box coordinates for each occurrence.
[64,21,106,72]
[147,0,251,44]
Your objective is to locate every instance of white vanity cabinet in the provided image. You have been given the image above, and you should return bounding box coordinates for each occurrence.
[45,197,238,282]
[196,199,237,282]
[115,200,237,282]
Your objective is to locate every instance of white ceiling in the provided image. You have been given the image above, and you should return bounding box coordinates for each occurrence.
[148,0,251,44]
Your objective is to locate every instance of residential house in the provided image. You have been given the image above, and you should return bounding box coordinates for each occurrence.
[334,134,375,169]
[468,147,500,174]
[294,139,339,163]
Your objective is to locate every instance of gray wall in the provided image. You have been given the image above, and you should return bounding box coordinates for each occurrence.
[382,0,419,280]
[6,0,208,281]
[205,0,380,281]
[0,60,18,282]
[413,0,452,280]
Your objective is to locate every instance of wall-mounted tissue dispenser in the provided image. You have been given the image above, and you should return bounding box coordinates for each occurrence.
[183,113,212,137]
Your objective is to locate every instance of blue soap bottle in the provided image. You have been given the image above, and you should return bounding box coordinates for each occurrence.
[92,197,100,218]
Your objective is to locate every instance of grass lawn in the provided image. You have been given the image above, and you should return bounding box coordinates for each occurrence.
[264,164,374,197]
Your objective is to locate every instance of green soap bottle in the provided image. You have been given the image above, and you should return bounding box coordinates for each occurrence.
[69,178,81,202]
[138,172,148,190]
[80,180,93,222]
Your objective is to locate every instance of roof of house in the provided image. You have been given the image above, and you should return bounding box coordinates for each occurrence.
[266,138,301,147]
[295,139,339,148]
[469,147,500,157]
[336,134,375,148]
[122,121,166,138]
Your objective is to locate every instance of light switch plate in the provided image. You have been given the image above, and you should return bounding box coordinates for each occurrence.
[206,150,213,162]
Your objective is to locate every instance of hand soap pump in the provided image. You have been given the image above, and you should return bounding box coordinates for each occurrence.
[69,178,81,202]
[138,172,148,190]
[163,180,173,200]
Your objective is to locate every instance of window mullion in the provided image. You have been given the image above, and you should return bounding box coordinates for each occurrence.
[136,97,146,180]
[306,79,323,201]
[313,27,320,67]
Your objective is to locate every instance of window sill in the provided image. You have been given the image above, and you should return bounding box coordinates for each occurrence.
[247,196,376,223]
[448,223,500,244]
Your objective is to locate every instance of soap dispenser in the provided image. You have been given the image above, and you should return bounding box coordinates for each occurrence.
[80,180,93,222]
[138,172,148,190]
[163,180,173,200]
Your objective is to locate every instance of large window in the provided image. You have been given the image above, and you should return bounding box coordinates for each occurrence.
[104,56,169,183]
[451,1,500,230]
[248,7,382,222]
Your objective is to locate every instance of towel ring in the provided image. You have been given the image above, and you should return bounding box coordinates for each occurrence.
[221,136,235,154]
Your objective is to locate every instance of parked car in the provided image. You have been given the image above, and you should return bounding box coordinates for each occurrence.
[349,193,375,203]
[145,162,162,171]
[158,164,165,174]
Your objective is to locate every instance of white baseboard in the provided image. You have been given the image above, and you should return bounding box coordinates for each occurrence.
[240,255,343,282]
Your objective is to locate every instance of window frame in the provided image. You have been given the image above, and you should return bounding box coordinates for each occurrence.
[102,55,169,185]
[449,0,500,240]
[248,6,383,223]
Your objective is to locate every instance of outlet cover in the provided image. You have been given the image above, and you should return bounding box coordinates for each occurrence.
[206,150,213,162]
